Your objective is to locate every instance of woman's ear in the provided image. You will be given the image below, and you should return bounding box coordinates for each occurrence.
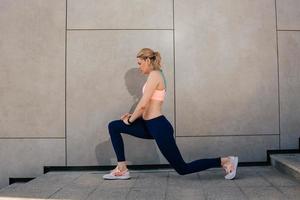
[146,58,151,65]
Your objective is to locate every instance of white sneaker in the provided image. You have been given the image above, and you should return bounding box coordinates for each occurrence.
[224,156,238,180]
[103,168,131,180]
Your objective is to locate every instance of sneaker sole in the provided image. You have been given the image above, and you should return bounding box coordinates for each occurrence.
[103,175,131,180]
[103,177,131,180]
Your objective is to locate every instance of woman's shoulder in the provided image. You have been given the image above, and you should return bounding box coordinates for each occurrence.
[147,70,165,89]
[149,70,161,76]
[148,70,163,80]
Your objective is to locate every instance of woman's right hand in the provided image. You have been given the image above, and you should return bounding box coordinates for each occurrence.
[120,113,131,120]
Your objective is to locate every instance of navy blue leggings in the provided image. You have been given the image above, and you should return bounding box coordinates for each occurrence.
[108,115,221,175]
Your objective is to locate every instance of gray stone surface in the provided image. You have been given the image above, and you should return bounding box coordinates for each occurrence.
[204,186,247,200]
[66,30,174,166]
[0,183,23,192]
[271,154,300,181]
[176,135,279,162]
[0,0,65,138]
[68,0,173,29]
[234,170,272,187]
[0,139,65,189]
[49,183,96,199]
[278,186,300,200]
[277,0,300,30]
[168,172,202,189]
[87,187,130,200]
[278,31,300,149]
[126,188,165,200]
[0,167,299,200]
[197,169,237,189]
[0,172,81,198]
[260,169,300,187]
[241,186,286,200]
[175,0,278,136]
[132,172,168,189]
[166,185,205,200]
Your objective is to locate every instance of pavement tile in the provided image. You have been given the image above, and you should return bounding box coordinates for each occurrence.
[87,187,129,200]
[0,184,61,199]
[234,170,271,187]
[0,183,23,193]
[168,172,203,189]
[132,172,168,189]
[204,186,247,200]
[241,186,287,200]
[278,186,300,200]
[259,169,300,187]
[0,172,81,199]
[166,185,205,200]
[71,173,103,187]
[126,188,165,200]
[197,170,236,189]
[49,183,96,200]
[28,172,82,187]
[100,177,136,189]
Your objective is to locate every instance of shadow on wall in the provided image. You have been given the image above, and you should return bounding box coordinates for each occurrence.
[95,68,163,165]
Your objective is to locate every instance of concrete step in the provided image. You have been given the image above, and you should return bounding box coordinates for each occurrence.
[0,182,24,192]
[270,153,300,181]
[0,171,83,199]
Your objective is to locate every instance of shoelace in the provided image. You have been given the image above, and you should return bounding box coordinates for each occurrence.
[111,168,128,176]
[224,162,234,174]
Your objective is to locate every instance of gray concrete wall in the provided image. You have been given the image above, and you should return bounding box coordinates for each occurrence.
[0,0,66,189]
[0,0,299,189]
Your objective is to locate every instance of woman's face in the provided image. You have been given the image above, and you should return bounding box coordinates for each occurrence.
[137,57,151,74]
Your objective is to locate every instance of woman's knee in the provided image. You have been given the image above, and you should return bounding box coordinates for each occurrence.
[175,169,187,175]
[108,120,122,133]
[173,164,188,175]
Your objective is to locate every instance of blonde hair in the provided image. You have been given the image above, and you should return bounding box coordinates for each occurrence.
[136,48,162,71]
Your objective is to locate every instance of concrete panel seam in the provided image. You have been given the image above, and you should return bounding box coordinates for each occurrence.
[277,30,300,31]
[172,0,176,138]
[67,29,174,31]
[65,0,68,166]
[275,0,281,149]
[0,137,66,139]
[175,134,280,137]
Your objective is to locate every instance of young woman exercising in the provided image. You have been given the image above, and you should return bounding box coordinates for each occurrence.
[103,48,238,180]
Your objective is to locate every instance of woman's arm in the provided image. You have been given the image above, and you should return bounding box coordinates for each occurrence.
[127,71,160,123]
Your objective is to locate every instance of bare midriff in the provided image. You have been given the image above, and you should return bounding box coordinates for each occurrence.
[142,100,163,120]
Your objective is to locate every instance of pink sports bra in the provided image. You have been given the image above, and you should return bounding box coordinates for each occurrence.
[142,83,166,101]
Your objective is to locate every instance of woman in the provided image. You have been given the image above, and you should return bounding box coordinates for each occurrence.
[103,48,238,180]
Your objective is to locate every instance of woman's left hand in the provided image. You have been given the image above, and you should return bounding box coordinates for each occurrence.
[122,115,130,125]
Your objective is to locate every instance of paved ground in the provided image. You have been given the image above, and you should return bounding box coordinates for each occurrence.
[0,166,299,200]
